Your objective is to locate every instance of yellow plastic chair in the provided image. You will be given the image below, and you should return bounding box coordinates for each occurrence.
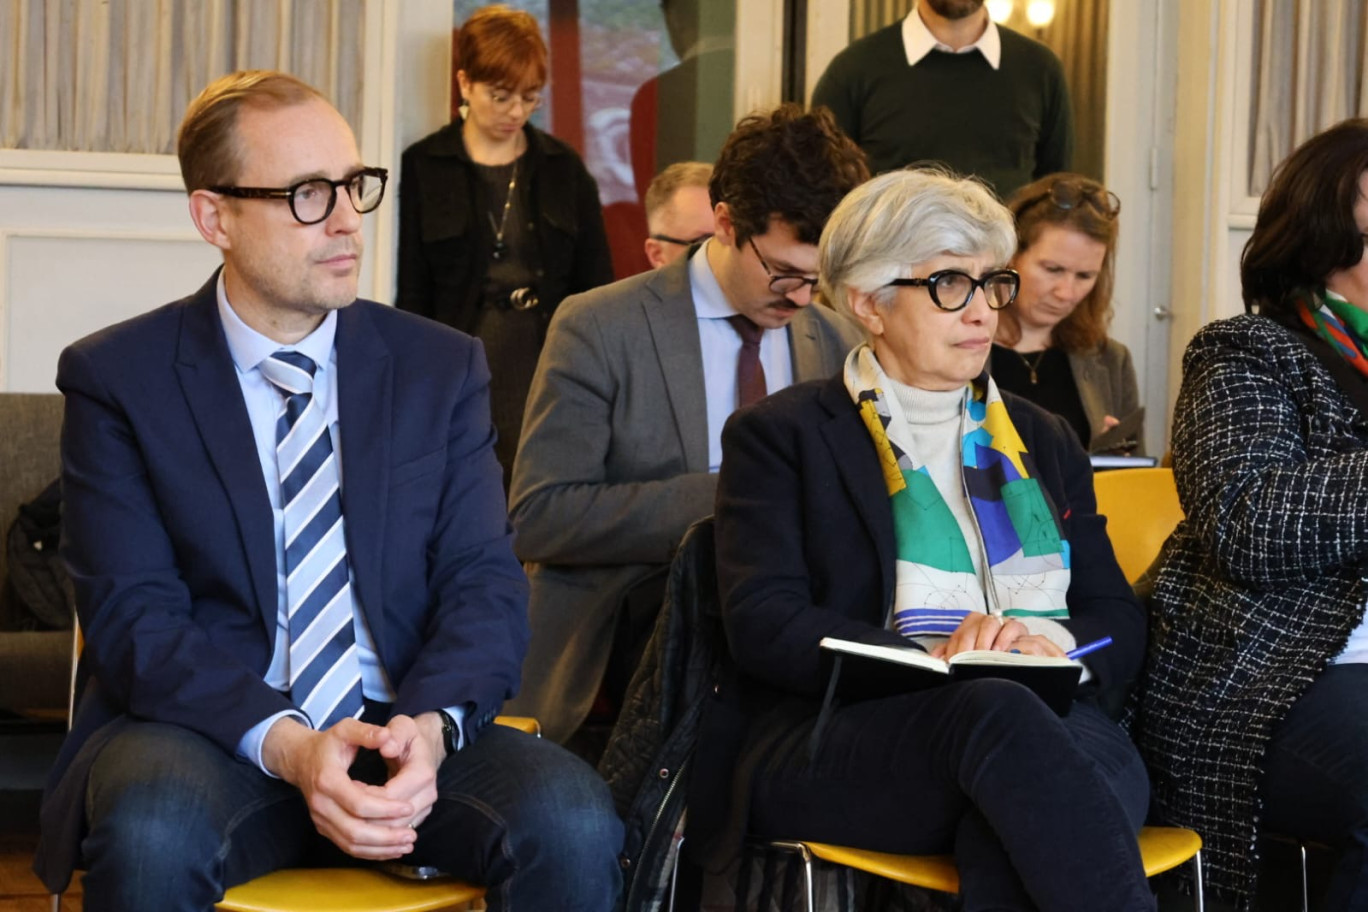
[215,868,484,912]
[1092,467,1184,582]
[769,825,1204,911]
[47,697,540,912]
[214,715,540,912]
[58,625,540,912]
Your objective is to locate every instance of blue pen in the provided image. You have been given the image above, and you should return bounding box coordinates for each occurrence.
[1066,637,1113,661]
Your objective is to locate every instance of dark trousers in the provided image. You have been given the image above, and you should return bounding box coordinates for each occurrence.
[749,679,1155,912]
[1261,663,1368,911]
[78,721,623,912]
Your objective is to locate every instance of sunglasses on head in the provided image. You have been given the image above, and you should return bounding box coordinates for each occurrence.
[1022,179,1121,220]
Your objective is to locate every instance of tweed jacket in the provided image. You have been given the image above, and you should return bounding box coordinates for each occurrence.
[1068,338,1141,451]
[505,252,864,742]
[1130,314,1368,905]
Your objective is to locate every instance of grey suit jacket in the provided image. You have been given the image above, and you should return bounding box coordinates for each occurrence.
[506,251,864,741]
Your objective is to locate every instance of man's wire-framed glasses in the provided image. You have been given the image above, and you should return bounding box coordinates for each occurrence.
[884,268,1021,311]
[749,238,818,295]
[210,167,389,225]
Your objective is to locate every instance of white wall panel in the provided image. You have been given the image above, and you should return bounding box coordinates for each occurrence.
[0,0,450,392]
[2,231,220,391]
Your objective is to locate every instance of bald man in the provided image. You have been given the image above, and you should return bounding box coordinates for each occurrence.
[643,161,716,269]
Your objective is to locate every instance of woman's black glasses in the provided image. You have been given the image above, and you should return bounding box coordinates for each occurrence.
[884,268,1020,311]
[211,167,389,225]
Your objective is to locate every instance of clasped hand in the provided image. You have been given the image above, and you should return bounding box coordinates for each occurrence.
[929,613,1067,660]
[263,713,446,859]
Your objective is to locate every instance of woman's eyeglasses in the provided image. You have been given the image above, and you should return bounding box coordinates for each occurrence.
[884,268,1020,311]
[1025,180,1121,220]
[481,84,542,114]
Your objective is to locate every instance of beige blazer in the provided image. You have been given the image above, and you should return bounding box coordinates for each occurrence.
[506,252,864,741]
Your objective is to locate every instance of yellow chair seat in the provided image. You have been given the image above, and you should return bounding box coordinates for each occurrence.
[215,868,483,912]
[491,715,540,736]
[802,842,959,893]
[793,826,1202,896]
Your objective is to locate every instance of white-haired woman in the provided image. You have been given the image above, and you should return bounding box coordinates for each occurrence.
[691,169,1154,911]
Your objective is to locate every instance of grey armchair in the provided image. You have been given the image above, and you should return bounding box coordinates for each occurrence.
[0,393,70,718]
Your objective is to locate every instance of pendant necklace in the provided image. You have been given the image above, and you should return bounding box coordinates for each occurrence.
[487,158,518,262]
[1017,349,1048,385]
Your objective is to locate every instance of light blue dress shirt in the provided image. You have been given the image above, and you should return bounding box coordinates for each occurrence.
[689,241,795,472]
[217,278,461,773]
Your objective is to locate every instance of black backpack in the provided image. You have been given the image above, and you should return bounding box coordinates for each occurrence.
[598,517,721,911]
[5,479,74,630]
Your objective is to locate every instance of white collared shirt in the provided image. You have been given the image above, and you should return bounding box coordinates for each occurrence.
[902,3,1002,70]
[216,275,399,771]
[688,240,795,472]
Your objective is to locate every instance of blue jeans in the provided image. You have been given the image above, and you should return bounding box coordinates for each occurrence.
[1261,663,1368,911]
[749,680,1155,912]
[79,721,623,912]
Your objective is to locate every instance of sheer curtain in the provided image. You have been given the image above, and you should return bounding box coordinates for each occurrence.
[0,0,366,154]
[1249,0,1368,196]
[850,0,914,41]
[844,0,1109,183]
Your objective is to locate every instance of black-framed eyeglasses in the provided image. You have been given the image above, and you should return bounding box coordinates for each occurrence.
[749,238,818,295]
[650,232,713,247]
[1023,179,1121,220]
[884,268,1020,311]
[210,167,389,225]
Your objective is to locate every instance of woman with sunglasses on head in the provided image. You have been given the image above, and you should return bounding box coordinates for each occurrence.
[989,174,1141,454]
[397,4,612,488]
[1132,119,1368,910]
[696,168,1154,912]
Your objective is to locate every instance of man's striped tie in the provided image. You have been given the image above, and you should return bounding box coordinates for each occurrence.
[259,351,365,730]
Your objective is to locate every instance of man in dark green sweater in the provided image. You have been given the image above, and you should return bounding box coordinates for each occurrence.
[812,0,1072,199]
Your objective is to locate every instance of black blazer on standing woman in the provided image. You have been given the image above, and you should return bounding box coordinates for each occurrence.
[395,121,613,334]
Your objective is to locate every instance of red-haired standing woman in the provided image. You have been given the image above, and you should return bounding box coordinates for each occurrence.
[397,5,612,488]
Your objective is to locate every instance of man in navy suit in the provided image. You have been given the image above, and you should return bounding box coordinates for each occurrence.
[33,70,622,911]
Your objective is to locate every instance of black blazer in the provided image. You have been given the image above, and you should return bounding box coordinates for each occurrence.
[687,373,1145,866]
[395,122,613,334]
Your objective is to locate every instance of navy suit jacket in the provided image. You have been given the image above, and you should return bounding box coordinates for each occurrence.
[35,274,529,890]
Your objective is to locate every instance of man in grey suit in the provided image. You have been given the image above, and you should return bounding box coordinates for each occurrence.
[507,104,869,745]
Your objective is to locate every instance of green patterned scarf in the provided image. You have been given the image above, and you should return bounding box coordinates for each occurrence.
[843,344,1071,638]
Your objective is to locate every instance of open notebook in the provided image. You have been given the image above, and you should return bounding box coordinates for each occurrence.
[818,637,1083,715]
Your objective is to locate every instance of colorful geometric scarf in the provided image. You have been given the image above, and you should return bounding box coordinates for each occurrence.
[1295,286,1368,379]
[842,345,1071,639]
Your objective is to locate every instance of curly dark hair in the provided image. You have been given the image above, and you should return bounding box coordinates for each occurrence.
[709,103,869,245]
[1242,117,1368,319]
